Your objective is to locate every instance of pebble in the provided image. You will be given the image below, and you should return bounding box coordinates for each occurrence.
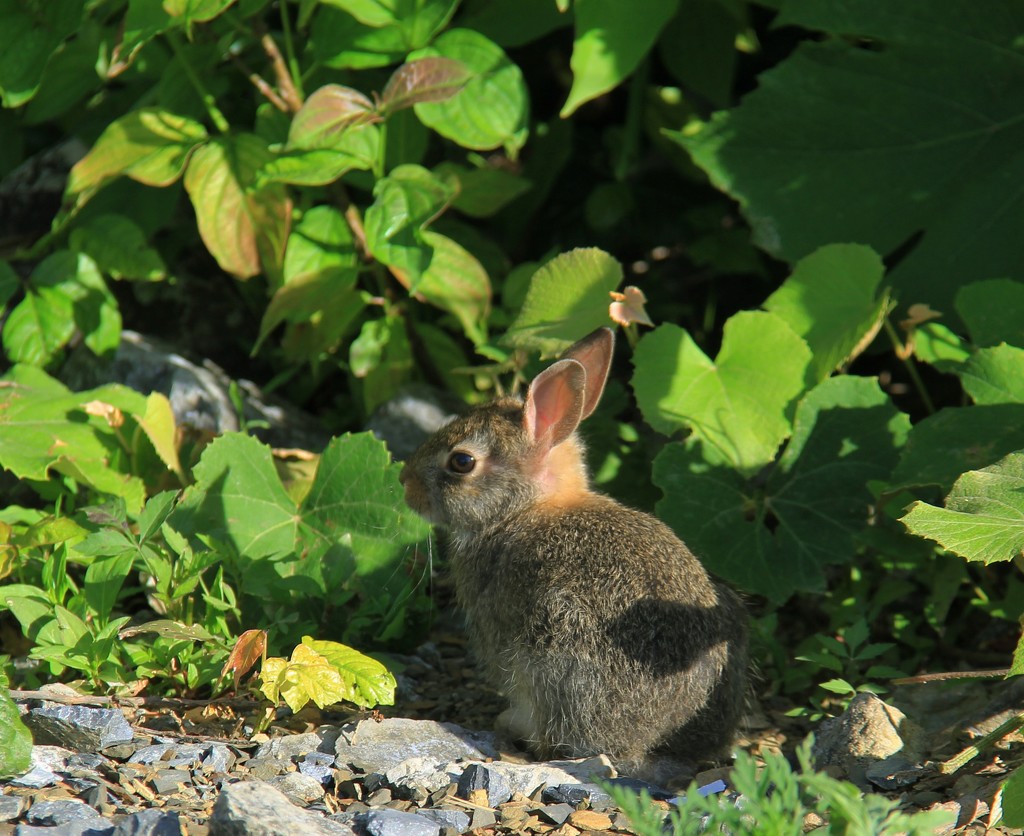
[363,808,442,836]
[336,719,500,774]
[567,809,613,830]
[268,771,326,805]
[24,704,134,752]
[209,780,355,835]
[111,809,182,835]
[456,763,512,807]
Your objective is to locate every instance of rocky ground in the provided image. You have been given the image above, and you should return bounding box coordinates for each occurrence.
[3,623,1023,836]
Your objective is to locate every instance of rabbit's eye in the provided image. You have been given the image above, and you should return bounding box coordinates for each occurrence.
[447,451,476,474]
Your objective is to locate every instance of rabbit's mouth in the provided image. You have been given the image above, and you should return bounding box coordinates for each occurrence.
[399,466,438,523]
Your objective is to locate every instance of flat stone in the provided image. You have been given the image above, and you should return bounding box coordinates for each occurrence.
[130,744,210,769]
[16,826,113,836]
[299,753,335,786]
[468,809,496,830]
[209,781,355,836]
[416,808,470,833]
[542,783,614,810]
[27,798,101,825]
[24,704,133,752]
[539,803,575,826]
[0,794,27,821]
[336,720,499,774]
[567,810,613,830]
[111,809,182,836]
[150,769,193,795]
[267,772,326,805]
[452,758,613,799]
[363,808,441,836]
[255,729,342,761]
[383,756,453,798]
[10,745,73,788]
[202,745,236,774]
[244,756,291,781]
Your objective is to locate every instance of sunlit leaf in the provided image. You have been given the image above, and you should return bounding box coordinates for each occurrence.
[379,57,471,115]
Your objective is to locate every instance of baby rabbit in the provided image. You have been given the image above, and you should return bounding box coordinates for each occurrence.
[400,328,748,773]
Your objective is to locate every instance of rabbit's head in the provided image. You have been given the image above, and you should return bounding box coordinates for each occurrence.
[400,328,614,535]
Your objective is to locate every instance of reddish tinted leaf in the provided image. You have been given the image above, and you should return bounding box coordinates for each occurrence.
[288,84,376,151]
[183,135,292,280]
[222,629,267,681]
[379,57,471,115]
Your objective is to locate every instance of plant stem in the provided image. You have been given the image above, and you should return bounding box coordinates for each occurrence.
[167,33,230,134]
[938,711,1024,774]
[375,120,388,179]
[614,57,649,182]
[882,317,936,415]
[278,0,304,101]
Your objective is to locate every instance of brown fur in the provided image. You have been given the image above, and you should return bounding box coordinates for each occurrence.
[400,329,748,776]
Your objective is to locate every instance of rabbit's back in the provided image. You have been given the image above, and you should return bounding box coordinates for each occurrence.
[448,494,747,763]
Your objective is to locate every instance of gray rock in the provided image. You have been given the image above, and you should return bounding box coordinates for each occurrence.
[0,794,27,822]
[244,756,291,781]
[336,719,500,774]
[366,385,462,460]
[299,752,336,785]
[542,782,614,809]
[416,808,471,833]
[130,743,209,768]
[150,768,192,794]
[864,753,930,790]
[468,809,497,830]
[209,781,355,836]
[363,808,441,836]
[23,704,133,752]
[27,798,98,825]
[111,809,182,836]
[255,729,341,760]
[539,803,575,826]
[268,771,326,805]
[203,744,236,774]
[813,693,926,790]
[383,756,454,797]
[447,756,614,799]
[16,825,113,836]
[456,763,511,807]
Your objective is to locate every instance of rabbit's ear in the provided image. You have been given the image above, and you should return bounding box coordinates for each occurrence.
[524,359,586,451]
[561,328,614,419]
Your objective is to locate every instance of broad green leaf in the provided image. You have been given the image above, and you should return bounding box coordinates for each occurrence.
[2,268,75,367]
[562,0,678,117]
[1012,632,1024,678]
[66,108,208,200]
[319,0,400,27]
[115,0,183,68]
[764,244,889,382]
[672,0,1024,322]
[311,6,406,70]
[84,552,136,621]
[901,452,1024,565]
[0,584,53,641]
[360,321,413,414]
[0,0,84,107]
[503,248,621,356]
[0,366,147,509]
[259,144,378,187]
[258,205,363,353]
[0,682,32,779]
[655,376,908,601]
[913,322,970,371]
[260,643,353,713]
[21,22,103,125]
[350,319,390,379]
[413,231,491,345]
[183,135,292,280]
[1003,767,1024,827]
[412,29,529,155]
[170,433,298,559]
[379,57,471,115]
[958,344,1024,405]
[889,405,1024,491]
[955,279,1024,348]
[363,164,455,284]
[286,85,376,151]
[633,314,811,474]
[69,214,167,281]
[52,252,122,358]
[435,161,532,218]
[298,432,431,575]
[137,491,179,544]
[303,636,397,707]
[138,393,183,481]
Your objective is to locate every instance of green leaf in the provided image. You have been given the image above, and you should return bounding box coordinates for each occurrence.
[958,344,1024,405]
[259,144,378,187]
[171,433,298,560]
[261,643,355,712]
[889,404,1024,491]
[286,85,376,151]
[2,264,75,367]
[764,244,889,383]
[413,231,491,345]
[319,0,398,27]
[298,432,431,576]
[901,451,1024,565]
[819,678,855,695]
[654,376,908,601]
[363,164,455,284]
[0,0,84,107]
[379,57,471,116]
[311,6,406,70]
[503,248,622,356]
[1011,631,1024,678]
[633,314,811,474]
[258,206,362,354]
[0,682,32,779]
[0,584,53,641]
[66,108,209,201]
[412,29,529,155]
[1002,766,1024,827]
[0,260,18,314]
[69,214,167,281]
[672,0,1024,322]
[163,0,237,23]
[562,0,678,116]
[137,491,179,544]
[118,619,216,642]
[183,135,292,280]
[302,637,397,707]
[84,553,136,621]
[0,366,148,509]
[955,279,1024,348]
[912,322,970,371]
[435,161,532,217]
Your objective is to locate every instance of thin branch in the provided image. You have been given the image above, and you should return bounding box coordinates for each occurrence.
[10,689,265,710]
[892,668,1010,685]
[261,33,303,112]
[938,711,1024,775]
